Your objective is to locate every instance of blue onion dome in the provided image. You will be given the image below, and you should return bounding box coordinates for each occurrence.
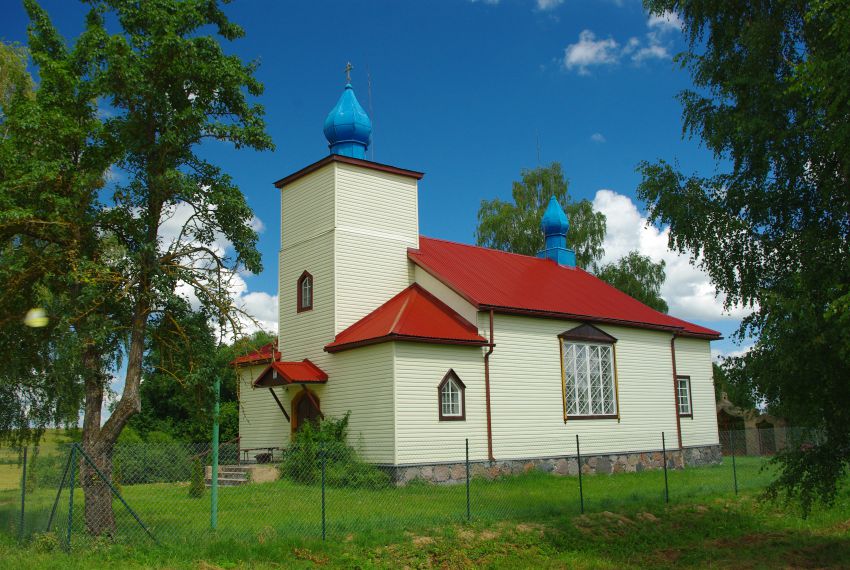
[323,82,372,159]
[541,196,569,236]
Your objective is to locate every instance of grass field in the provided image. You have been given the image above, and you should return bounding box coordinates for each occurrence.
[0,431,74,490]
[2,456,776,543]
[0,455,848,567]
[0,479,848,568]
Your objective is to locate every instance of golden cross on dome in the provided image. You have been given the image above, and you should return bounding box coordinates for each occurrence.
[344,61,353,83]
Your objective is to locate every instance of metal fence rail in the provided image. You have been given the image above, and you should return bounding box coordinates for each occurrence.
[0,427,812,548]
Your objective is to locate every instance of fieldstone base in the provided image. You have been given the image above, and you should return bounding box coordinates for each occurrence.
[381,444,722,485]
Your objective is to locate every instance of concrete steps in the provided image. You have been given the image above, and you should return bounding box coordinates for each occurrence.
[205,465,250,487]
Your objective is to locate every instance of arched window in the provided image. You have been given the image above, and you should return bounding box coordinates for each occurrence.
[297,271,313,312]
[438,370,465,421]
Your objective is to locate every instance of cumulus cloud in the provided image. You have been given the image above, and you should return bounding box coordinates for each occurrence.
[563,30,621,75]
[592,189,751,322]
[590,132,606,143]
[157,201,278,338]
[562,10,679,73]
[711,344,753,362]
[536,0,564,10]
[647,10,683,32]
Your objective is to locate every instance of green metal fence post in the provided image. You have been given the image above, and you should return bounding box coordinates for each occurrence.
[46,448,73,532]
[662,432,669,503]
[321,442,326,541]
[211,374,220,530]
[731,430,738,495]
[66,445,77,550]
[576,434,584,514]
[465,438,470,521]
[19,446,27,543]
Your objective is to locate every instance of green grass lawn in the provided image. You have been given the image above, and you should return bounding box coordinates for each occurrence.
[1,456,774,545]
[0,456,847,568]
[0,430,74,491]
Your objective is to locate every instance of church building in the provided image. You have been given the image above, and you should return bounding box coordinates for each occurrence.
[233,74,722,481]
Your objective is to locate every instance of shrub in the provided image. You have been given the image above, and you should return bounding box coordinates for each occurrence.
[189,458,205,498]
[279,412,390,489]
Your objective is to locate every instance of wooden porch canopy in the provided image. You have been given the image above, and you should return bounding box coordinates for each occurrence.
[253,359,328,388]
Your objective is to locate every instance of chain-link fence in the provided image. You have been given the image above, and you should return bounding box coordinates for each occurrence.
[0,427,812,549]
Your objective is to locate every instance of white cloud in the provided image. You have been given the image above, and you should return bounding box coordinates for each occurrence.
[157,201,278,338]
[590,132,606,143]
[563,30,621,75]
[536,0,564,10]
[711,344,753,362]
[561,11,678,74]
[468,0,500,4]
[592,189,751,322]
[631,41,670,63]
[647,10,683,32]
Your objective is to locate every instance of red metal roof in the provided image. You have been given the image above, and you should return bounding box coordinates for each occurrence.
[230,341,280,367]
[325,284,488,353]
[253,359,328,387]
[408,237,721,340]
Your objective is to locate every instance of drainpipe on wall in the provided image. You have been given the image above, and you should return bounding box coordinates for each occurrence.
[484,309,495,461]
[670,334,683,450]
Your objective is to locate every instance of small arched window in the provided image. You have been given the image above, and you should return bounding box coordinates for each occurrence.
[297,271,313,312]
[438,370,466,421]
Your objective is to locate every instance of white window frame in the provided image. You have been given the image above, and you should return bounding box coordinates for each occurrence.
[677,375,692,417]
[561,341,618,419]
[438,370,465,421]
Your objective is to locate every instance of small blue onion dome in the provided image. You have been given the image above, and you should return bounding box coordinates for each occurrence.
[323,83,372,159]
[540,196,569,236]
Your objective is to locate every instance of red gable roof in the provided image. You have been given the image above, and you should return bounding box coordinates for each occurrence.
[253,359,328,387]
[230,341,280,367]
[408,237,721,340]
[325,284,488,353]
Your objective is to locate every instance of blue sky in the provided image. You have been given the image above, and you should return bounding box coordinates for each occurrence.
[2,0,749,356]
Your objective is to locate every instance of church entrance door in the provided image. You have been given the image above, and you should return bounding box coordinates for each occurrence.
[291,388,321,434]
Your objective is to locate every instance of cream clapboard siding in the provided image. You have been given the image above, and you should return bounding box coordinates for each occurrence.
[485,314,679,460]
[279,164,336,370]
[394,343,488,464]
[674,337,720,447]
[237,364,288,452]
[320,343,396,463]
[334,163,419,333]
[241,161,415,459]
[412,265,479,326]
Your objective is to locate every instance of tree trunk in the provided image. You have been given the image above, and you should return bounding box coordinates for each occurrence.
[80,346,117,536]
[81,440,116,537]
[79,302,148,537]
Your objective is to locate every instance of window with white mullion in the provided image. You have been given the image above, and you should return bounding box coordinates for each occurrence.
[677,376,691,416]
[561,340,617,418]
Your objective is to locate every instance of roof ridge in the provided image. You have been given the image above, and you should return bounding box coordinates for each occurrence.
[418,235,579,267]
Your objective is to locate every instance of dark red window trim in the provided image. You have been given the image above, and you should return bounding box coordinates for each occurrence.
[437,369,466,421]
[297,271,313,313]
[676,375,694,418]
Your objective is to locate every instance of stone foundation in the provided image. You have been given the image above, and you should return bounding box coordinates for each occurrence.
[382,444,722,485]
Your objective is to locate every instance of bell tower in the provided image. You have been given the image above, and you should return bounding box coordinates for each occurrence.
[275,67,422,368]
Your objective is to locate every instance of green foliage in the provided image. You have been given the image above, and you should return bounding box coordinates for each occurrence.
[188,458,205,498]
[112,442,193,485]
[0,4,120,447]
[0,41,33,117]
[279,412,390,489]
[594,252,668,313]
[475,162,606,269]
[219,401,239,443]
[130,329,274,443]
[640,0,850,513]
